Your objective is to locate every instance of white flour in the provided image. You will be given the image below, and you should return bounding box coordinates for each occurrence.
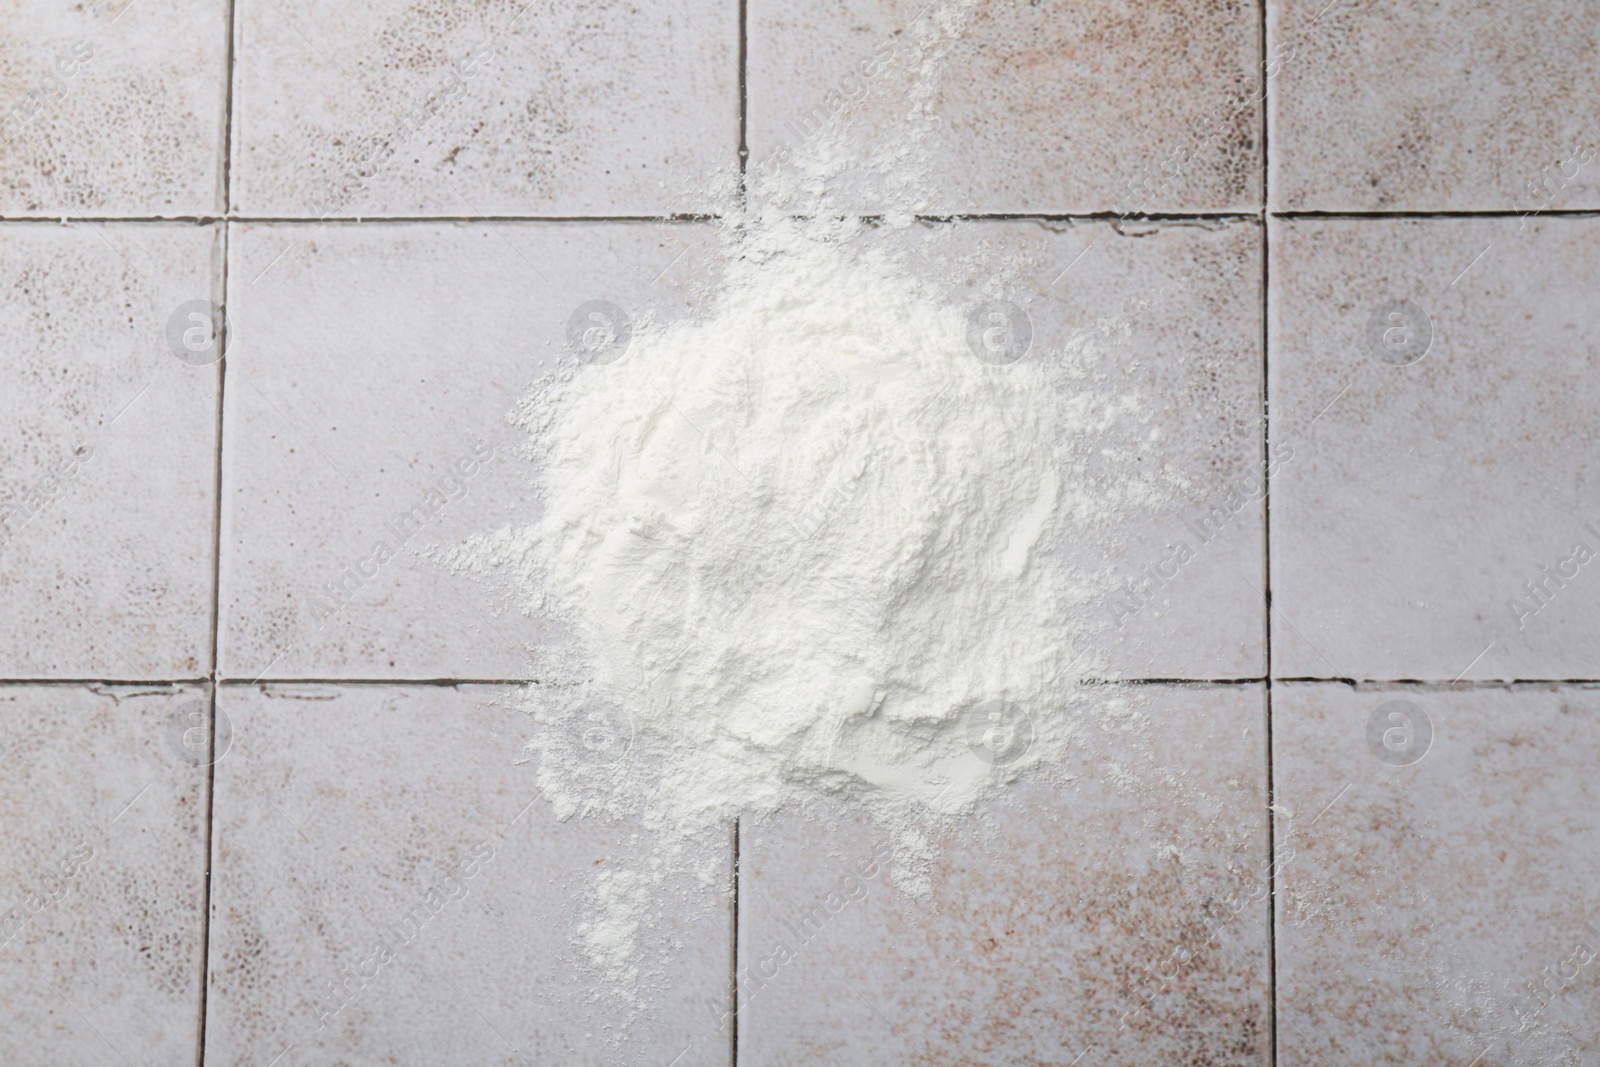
[453,0,1151,995]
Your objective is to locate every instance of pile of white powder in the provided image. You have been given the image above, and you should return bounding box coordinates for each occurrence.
[452,1,1156,997]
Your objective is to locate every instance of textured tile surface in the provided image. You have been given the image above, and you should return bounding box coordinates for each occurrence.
[1269,217,1600,680]
[0,222,221,678]
[1270,0,1600,212]
[229,0,737,217]
[0,684,210,1065]
[1274,683,1600,1066]
[0,0,227,216]
[205,683,732,1066]
[739,684,1271,1067]
[219,220,718,680]
[920,218,1266,679]
[748,0,1263,215]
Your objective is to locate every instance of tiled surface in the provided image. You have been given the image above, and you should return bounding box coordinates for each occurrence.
[939,218,1266,679]
[0,222,220,678]
[3,0,1600,1064]
[740,684,1271,1066]
[0,684,210,1065]
[1269,0,1600,212]
[822,218,1265,679]
[0,0,229,217]
[748,0,1263,215]
[1269,217,1600,681]
[229,0,738,217]
[205,684,732,1066]
[1274,683,1600,1066]
[219,221,717,680]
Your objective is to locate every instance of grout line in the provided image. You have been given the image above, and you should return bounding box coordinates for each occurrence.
[1274,208,1600,219]
[4,675,1600,687]
[736,0,749,185]
[7,208,1600,226]
[195,687,219,1067]
[0,214,724,225]
[196,220,230,1067]
[730,9,747,1060]
[1259,4,1278,1062]
[196,3,240,1058]
[730,816,740,1067]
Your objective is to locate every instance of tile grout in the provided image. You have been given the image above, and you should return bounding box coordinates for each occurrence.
[195,0,240,1058]
[732,0,748,1055]
[9,676,1600,687]
[4,209,1600,226]
[1258,2,1277,1063]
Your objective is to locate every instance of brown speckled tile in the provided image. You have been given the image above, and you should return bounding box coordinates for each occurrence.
[1269,0,1600,212]
[0,222,221,678]
[1269,217,1600,681]
[0,684,210,1065]
[748,0,1264,215]
[738,683,1270,1067]
[0,0,228,216]
[1274,683,1600,1066]
[205,683,733,1066]
[218,220,720,681]
[229,0,737,217]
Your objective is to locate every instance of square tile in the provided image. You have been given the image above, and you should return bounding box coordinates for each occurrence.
[205,683,732,1066]
[1269,0,1600,212]
[1268,217,1600,681]
[748,0,1263,214]
[229,0,737,217]
[965,219,1265,679]
[837,218,1265,679]
[219,220,718,680]
[738,683,1270,1066]
[0,684,210,1065]
[0,0,228,216]
[1274,683,1600,1066]
[0,222,220,678]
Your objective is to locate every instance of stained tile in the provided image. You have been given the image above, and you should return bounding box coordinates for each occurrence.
[738,683,1270,1066]
[205,683,732,1066]
[1269,0,1600,212]
[0,684,210,1065]
[1274,683,1600,1066]
[0,222,220,678]
[218,220,718,680]
[748,0,1263,215]
[1268,217,1600,681]
[0,0,227,216]
[229,0,737,217]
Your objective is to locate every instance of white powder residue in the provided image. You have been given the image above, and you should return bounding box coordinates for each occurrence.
[451,0,1158,999]
[454,215,1149,987]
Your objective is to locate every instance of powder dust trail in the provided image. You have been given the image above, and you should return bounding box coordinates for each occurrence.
[449,0,1162,1006]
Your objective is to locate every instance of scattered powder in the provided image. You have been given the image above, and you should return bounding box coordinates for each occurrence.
[452,0,1159,1003]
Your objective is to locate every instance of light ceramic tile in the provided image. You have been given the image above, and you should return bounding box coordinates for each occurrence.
[229,0,737,217]
[912,219,1264,679]
[850,218,1265,678]
[1269,0,1600,212]
[218,220,719,680]
[1274,683,1600,1066]
[738,683,1270,1067]
[205,683,732,1067]
[0,0,227,216]
[0,222,220,678]
[1269,217,1600,681]
[0,684,210,1065]
[747,0,1263,215]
